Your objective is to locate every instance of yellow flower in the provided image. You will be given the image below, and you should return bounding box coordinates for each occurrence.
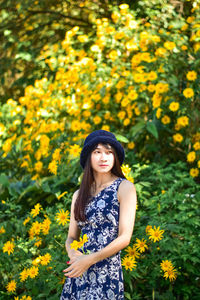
[71,120,82,131]
[187,16,194,23]
[177,116,189,127]
[164,268,177,281]
[41,217,51,235]
[126,174,134,183]
[48,160,58,175]
[70,240,80,251]
[30,203,42,218]
[23,217,30,226]
[52,148,61,163]
[181,24,188,31]
[28,266,39,278]
[183,88,194,98]
[148,226,164,242]
[6,280,17,293]
[155,47,167,57]
[68,144,81,157]
[156,108,162,119]
[111,11,120,23]
[160,260,173,272]
[121,256,136,271]
[121,164,131,177]
[119,3,129,10]
[164,41,176,50]
[155,82,169,94]
[173,133,183,143]
[169,102,179,112]
[32,256,42,266]
[78,234,88,248]
[193,142,200,151]
[116,79,125,89]
[187,151,196,163]
[20,268,29,282]
[135,238,148,253]
[29,221,41,236]
[78,35,88,43]
[181,45,188,50]
[55,209,70,226]
[34,238,42,248]
[70,234,88,251]
[186,71,197,81]
[3,240,15,255]
[198,160,200,168]
[124,118,130,126]
[121,98,129,107]
[161,115,171,125]
[128,89,138,100]
[34,161,43,173]
[152,93,162,109]
[133,73,145,83]
[108,50,118,61]
[190,168,199,177]
[148,71,157,81]
[0,123,5,136]
[102,125,110,131]
[118,111,126,120]
[0,226,5,234]
[146,225,152,235]
[93,116,102,125]
[40,253,51,265]
[57,191,68,200]
[125,245,140,258]
[128,142,135,149]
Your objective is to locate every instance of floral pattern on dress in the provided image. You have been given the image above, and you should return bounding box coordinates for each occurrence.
[60,177,126,300]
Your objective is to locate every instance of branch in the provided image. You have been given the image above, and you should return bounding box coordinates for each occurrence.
[27,9,90,24]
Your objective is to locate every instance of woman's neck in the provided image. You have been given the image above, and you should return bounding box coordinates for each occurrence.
[92,173,118,189]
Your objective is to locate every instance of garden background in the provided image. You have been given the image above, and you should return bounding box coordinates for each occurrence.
[0,0,200,299]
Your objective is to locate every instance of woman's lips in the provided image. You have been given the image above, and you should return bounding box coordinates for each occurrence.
[99,165,108,167]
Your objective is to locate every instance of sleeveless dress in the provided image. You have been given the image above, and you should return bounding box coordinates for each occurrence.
[60,177,126,300]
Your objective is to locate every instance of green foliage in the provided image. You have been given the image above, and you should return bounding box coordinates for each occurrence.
[0,162,199,299]
[122,161,200,299]
[0,193,71,299]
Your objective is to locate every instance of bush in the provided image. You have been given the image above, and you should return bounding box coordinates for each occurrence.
[0,161,199,299]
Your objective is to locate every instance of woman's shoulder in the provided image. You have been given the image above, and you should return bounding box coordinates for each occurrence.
[118,178,136,194]
[72,189,80,204]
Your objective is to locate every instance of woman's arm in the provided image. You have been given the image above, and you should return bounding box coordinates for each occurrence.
[64,180,137,278]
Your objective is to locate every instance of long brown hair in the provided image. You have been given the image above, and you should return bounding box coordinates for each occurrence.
[74,143,126,221]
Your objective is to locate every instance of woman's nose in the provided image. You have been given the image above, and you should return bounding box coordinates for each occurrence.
[100,153,107,161]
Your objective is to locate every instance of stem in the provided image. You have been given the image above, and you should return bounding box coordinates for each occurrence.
[54,239,64,248]
[152,288,155,300]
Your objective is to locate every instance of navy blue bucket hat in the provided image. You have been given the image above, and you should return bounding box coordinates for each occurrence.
[80,130,125,169]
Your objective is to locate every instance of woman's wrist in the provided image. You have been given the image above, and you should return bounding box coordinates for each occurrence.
[88,252,99,265]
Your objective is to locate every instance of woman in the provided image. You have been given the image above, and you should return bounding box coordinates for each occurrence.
[61,130,137,300]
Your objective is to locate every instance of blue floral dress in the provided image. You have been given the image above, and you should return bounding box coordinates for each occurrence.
[60,177,126,300]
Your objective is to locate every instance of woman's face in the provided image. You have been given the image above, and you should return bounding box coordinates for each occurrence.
[90,143,115,174]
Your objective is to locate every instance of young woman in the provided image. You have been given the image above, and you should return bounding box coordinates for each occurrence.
[60,130,137,300]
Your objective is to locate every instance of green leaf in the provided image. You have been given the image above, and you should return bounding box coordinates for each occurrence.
[115,134,129,143]
[4,30,11,36]
[130,120,145,137]
[0,173,9,187]
[146,121,158,139]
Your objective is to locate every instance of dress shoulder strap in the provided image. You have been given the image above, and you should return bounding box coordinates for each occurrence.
[115,177,126,192]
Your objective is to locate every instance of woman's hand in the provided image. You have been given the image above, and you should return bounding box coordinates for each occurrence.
[63,254,94,278]
[68,249,82,261]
